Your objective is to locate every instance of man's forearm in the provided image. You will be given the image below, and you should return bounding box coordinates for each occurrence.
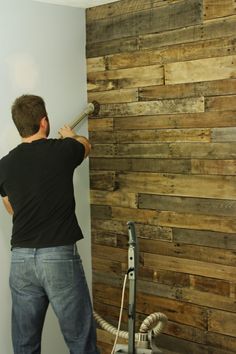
[71,135,91,158]
[58,125,91,158]
[2,196,14,215]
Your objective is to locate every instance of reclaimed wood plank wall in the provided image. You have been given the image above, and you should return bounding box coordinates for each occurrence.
[86,0,236,353]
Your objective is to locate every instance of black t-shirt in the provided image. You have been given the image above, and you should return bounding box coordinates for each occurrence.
[0,138,85,248]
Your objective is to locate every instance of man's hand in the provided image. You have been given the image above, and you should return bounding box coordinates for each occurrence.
[58,125,75,139]
[58,125,91,158]
[2,196,14,215]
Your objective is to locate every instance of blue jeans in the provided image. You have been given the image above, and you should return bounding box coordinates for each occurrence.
[9,244,99,354]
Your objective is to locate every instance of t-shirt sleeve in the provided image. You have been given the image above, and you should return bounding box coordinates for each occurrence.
[61,138,85,168]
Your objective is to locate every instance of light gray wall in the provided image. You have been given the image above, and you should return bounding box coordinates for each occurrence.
[0,1,91,353]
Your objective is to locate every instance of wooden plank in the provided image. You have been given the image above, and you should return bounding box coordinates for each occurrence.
[90,171,118,191]
[147,267,189,287]
[118,172,236,200]
[91,219,128,236]
[139,79,236,100]
[90,144,116,158]
[138,194,236,216]
[156,333,235,354]
[112,206,158,225]
[139,16,236,50]
[114,111,236,130]
[91,218,172,241]
[165,321,206,344]
[190,275,230,297]
[165,55,236,84]
[106,38,236,71]
[90,158,191,174]
[111,205,236,234]
[90,205,112,219]
[107,49,162,71]
[86,0,202,44]
[92,244,128,263]
[86,0,182,22]
[206,95,236,111]
[92,257,123,277]
[137,279,236,312]
[212,127,236,142]
[143,253,236,281]
[113,142,236,159]
[88,118,113,132]
[208,309,236,337]
[139,238,236,266]
[87,65,163,91]
[98,98,204,117]
[87,64,163,82]
[173,228,236,250]
[137,293,208,330]
[158,211,236,234]
[92,229,117,247]
[86,37,139,58]
[88,88,138,104]
[90,190,138,208]
[86,56,106,73]
[191,159,236,175]
[90,157,132,171]
[135,223,172,241]
[207,332,236,353]
[89,128,211,144]
[204,0,236,20]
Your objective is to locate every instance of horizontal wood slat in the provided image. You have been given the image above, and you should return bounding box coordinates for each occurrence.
[90,157,192,173]
[143,253,236,282]
[139,16,236,51]
[88,88,138,104]
[89,128,211,143]
[139,79,236,100]
[204,0,236,20]
[165,55,236,84]
[138,194,236,216]
[87,38,236,72]
[86,0,182,22]
[98,98,204,116]
[208,309,236,336]
[87,0,202,44]
[117,172,236,199]
[88,64,163,91]
[90,142,236,159]
[173,228,236,250]
[113,111,236,129]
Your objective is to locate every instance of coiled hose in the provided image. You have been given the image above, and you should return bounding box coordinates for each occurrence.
[93,310,168,344]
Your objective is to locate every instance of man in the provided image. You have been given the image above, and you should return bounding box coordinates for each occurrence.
[0,94,99,354]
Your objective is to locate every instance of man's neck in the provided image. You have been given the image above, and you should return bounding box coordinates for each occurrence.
[22,132,47,143]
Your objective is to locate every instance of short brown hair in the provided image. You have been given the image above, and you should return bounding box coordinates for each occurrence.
[11,94,48,137]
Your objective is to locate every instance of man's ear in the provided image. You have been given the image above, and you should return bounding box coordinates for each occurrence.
[40,116,48,129]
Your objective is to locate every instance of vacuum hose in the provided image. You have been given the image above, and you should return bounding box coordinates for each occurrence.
[93,310,168,347]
